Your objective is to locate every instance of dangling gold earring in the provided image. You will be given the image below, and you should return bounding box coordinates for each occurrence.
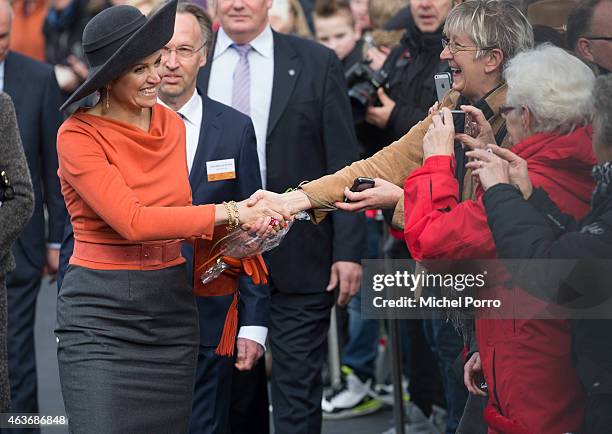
[105,86,111,110]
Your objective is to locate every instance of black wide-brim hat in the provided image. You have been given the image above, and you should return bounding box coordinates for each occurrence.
[60,0,178,111]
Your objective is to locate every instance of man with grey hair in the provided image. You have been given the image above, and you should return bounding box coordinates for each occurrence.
[162,6,268,434]
[160,5,267,434]
[0,0,65,430]
[567,0,612,75]
[199,0,366,433]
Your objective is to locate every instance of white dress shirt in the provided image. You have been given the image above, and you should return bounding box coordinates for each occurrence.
[159,89,268,349]
[207,25,274,189]
[177,91,203,173]
[158,91,201,173]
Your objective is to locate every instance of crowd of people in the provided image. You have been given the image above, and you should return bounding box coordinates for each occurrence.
[0,0,611,433]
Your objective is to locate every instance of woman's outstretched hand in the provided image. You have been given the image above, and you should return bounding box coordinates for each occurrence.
[247,189,313,214]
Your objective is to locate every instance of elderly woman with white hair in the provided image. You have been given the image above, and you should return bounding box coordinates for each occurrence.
[403,45,597,433]
[469,67,612,434]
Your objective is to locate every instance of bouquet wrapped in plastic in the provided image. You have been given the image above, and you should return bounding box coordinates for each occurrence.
[199,215,299,285]
[192,212,309,356]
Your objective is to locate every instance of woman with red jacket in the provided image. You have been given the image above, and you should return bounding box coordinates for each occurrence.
[404,45,596,433]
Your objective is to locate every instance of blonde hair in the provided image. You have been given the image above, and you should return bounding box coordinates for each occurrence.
[444,0,534,63]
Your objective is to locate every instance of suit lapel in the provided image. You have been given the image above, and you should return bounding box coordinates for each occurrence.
[189,91,222,189]
[267,32,300,138]
[3,53,25,111]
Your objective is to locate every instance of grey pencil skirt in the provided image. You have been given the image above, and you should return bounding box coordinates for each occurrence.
[56,264,199,434]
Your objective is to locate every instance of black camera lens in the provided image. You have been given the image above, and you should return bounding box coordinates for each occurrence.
[345,61,389,108]
[348,83,376,107]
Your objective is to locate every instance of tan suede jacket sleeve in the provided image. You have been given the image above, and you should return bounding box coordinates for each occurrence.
[301,91,461,229]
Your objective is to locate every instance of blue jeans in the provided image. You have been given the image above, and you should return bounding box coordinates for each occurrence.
[341,292,379,380]
[423,317,468,434]
[340,219,381,381]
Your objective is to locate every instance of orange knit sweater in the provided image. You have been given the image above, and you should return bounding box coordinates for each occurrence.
[57,104,215,270]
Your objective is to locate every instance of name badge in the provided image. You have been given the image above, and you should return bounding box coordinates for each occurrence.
[206,158,236,181]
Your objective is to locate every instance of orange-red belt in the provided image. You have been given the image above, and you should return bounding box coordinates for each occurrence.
[72,240,183,267]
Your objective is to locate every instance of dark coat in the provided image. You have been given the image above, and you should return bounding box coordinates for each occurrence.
[0,92,35,412]
[198,31,365,295]
[379,16,446,144]
[3,51,66,269]
[183,94,265,345]
[483,170,612,395]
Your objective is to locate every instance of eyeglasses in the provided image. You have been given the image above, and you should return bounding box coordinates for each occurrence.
[441,38,497,54]
[584,36,612,41]
[161,43,206,60]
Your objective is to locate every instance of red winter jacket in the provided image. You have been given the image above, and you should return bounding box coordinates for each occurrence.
[404,126,596,434]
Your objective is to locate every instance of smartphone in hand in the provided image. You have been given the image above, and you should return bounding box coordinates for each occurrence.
[344,177,375,202]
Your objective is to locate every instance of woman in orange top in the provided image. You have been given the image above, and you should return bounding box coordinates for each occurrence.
[54,2,288,433]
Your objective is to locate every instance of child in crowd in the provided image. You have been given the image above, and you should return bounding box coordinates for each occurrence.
[313,0,362,71]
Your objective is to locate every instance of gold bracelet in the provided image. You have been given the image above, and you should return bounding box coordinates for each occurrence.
[223,201,239,231]
[229,200,240,226]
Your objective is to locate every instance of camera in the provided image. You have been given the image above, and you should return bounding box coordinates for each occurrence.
[345,61,389,108]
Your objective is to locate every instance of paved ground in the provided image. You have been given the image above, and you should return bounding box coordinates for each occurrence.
[34,278,397,434]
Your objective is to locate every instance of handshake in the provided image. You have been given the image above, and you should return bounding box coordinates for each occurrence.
[216,188,363,308]
[231,178,412,236]
[231,189,314,236]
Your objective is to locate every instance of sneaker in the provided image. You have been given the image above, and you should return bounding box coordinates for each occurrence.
[322,366,382,420]
[374,382,410,407]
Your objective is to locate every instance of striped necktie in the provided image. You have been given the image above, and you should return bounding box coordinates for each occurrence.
[231,43,252,116]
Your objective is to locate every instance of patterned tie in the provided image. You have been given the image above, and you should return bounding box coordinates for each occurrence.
[231,43,252,116]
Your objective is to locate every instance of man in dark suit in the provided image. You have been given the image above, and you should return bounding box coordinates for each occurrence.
[198,1,365,433]
[57,4,265,434]
[0,0,65,428]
